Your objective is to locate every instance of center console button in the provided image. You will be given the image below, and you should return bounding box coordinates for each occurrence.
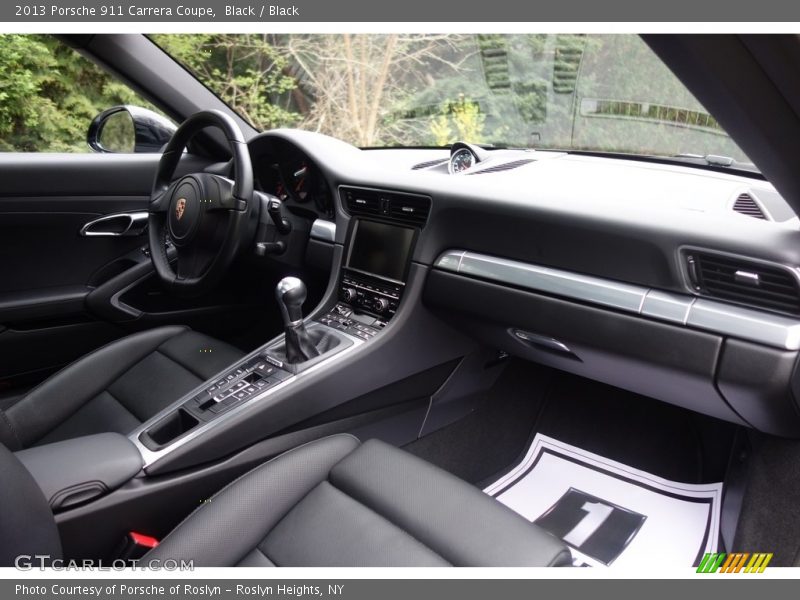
[255,363,275,376]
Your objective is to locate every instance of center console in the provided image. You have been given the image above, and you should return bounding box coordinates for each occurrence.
[340,219,415,317]
[318,219,415,340]
[130,194,424,469]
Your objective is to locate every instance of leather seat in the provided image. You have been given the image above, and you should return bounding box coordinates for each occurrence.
[0,326,243,450]
[143,435,571,567]
[0,434,570,567]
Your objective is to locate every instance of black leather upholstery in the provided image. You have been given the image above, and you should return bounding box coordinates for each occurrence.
[0,326,243,450]
[0,443,62,567]
[145,435,571,567]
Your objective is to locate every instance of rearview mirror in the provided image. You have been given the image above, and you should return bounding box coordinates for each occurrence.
[87,105,177,153]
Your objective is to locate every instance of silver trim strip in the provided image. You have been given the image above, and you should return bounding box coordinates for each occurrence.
[454,251,647,313]
[80,211,148,237]
[310,219,336,243]
[435,250,800,351]
[129,322,364,468]
[688,299,800,351]
[641,290,694,325]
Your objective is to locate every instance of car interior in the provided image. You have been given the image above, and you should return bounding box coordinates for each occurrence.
[3,33,800,568]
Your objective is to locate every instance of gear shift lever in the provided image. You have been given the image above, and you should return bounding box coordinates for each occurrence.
[275,277,320,363]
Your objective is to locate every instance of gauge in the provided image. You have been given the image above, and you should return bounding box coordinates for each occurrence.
[266,163,289,201]
[449,148,476,174]
[274,180,288,201]
[292,163,310,202]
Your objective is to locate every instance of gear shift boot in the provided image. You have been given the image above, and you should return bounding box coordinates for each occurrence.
[265,323,352,374]
[284,322,320,363]
[272,276,353,371]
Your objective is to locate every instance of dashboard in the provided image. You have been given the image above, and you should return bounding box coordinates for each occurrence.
[246,128,800,438]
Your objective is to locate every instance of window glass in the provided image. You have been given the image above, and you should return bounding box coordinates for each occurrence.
[0,34,164,152]
[153,33,750,163]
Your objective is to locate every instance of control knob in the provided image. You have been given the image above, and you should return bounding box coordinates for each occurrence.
[342,287,357,303]
[374,298,390,313]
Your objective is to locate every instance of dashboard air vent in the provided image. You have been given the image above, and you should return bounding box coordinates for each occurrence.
[732,193,767,220]
[342,186,431,228]
[687,251,800,315]
[469,158,535,174]
[411,158,448,170]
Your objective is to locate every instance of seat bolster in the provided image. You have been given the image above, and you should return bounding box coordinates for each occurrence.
[7,326,188,448]
[0,408,21,451]
[156,330,244,381]
[329,439,572,567]
[144,434,360,566]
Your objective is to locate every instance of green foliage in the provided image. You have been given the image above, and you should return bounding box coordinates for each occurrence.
[150,34,299,130]
[450,97,486,142]
[0,34,155,152]
[427,96,487,146]
[430,113,452,146]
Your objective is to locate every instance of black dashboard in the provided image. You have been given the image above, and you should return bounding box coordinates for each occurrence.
[244,128,800,439]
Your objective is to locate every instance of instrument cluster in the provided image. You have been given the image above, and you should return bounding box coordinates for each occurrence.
[252,139,334,219]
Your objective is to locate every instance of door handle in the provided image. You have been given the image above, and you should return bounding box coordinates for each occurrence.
[79,212,148,237]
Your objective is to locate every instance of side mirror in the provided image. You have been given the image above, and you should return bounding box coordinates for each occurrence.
[87,105,177,153]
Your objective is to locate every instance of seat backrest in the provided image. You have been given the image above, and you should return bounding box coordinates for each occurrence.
[0,443,62,566]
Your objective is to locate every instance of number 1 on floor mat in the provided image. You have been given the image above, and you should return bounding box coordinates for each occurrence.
[562,501,614,547]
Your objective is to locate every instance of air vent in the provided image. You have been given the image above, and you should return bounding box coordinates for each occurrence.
[732,193,767,220]
[411,158,448,170]
[342,187,431,228]
[469,158,535,174]
[687,251,800,315]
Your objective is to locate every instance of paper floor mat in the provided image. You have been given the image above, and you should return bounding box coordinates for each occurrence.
[484,434,722,567]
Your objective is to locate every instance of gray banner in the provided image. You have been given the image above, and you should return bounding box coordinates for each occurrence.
[2,0,800,22]
[2,579,798,600]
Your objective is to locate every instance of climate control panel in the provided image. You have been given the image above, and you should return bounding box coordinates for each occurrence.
[339,269,403,317]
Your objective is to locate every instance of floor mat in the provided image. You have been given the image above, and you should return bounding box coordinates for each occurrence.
[484,434,723,568]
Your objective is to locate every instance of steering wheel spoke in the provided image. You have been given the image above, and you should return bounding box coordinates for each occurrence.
[146,110,254,296]
[175,244,215,281]
[150,180,179,213]
[203,174,243,212]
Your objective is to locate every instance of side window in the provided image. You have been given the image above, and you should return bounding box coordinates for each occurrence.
[0,34,167,153]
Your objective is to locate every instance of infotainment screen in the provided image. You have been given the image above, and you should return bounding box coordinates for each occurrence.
[347,220,415,282]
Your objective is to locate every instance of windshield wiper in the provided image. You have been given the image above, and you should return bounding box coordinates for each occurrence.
[671,153,760,174]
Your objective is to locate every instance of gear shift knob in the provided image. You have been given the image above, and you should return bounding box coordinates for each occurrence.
[276,276,307,326]
[274,277,320,364]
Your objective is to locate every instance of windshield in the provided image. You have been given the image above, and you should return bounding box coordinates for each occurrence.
[152,33,750,163]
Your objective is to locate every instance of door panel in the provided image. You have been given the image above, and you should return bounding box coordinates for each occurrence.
[0,152,214,390]
[0,210,146,293]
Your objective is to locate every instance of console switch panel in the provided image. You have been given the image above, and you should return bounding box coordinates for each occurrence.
[187,356,292,418]
[318,303,384,341]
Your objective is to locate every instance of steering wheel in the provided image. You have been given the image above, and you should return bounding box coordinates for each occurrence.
[148,110,255,296]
